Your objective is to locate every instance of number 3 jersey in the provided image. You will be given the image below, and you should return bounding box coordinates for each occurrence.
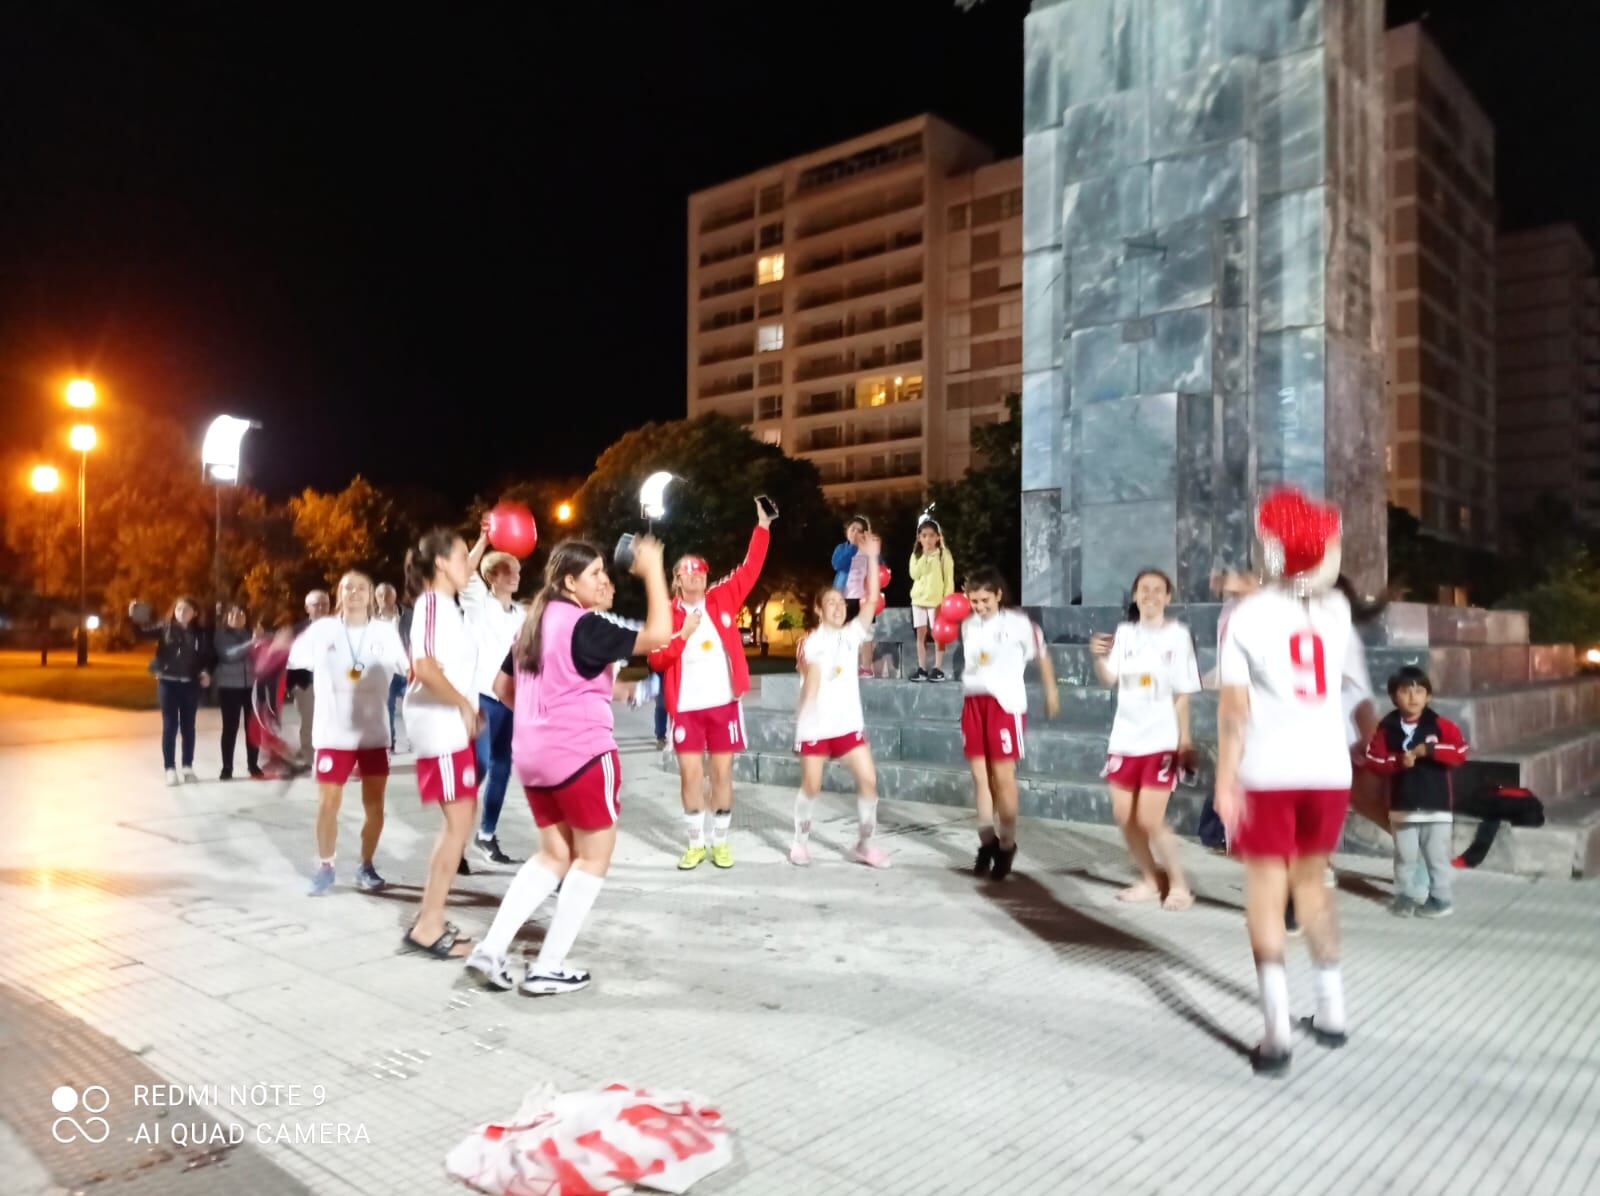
[1217,587,1366,791]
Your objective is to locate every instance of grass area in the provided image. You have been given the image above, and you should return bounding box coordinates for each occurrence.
[0,650,159,710]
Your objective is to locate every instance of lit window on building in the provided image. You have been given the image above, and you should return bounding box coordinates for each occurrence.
[1460,505,1471,531]
[759,253,785,285]
[758,323,784,353]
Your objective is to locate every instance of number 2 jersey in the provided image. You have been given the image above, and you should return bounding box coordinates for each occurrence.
[1217,586,1366,791]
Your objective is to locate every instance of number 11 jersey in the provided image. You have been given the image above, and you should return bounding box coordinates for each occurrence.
[1217,587,1365,791]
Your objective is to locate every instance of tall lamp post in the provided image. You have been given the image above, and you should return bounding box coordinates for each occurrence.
[29,464,61,665]
[201,415,258,609]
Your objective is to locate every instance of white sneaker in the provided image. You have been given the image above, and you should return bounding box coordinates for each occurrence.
[463,947,515,991]
[164,769,179,786]
[182,768,199,784]
[788,841,811,866]
[1325,867,1337,888]
[520,966,591,996]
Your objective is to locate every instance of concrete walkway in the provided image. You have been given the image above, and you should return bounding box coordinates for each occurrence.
[1,696,1596,1195]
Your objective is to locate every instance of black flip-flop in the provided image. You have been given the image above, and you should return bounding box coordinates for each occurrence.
[400,924,471,959]
[1250,1045,1292,1077]
[1300,1015,1348,1049]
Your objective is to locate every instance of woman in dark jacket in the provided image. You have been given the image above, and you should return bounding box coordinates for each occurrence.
[214,604,262,780]
[148,596,214,785]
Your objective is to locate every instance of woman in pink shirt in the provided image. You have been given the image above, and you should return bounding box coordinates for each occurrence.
[464,535,672,996]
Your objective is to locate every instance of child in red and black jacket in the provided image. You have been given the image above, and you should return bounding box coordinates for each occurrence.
[1364,667,1469,918]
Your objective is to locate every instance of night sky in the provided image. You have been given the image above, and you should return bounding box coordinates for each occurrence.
[2,1,1594,504]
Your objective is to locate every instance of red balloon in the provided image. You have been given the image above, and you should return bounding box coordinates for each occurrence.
[878,564,891,589]
[939,592,972,623]
[874,593,886,615]
[486,501,538,557]
[931,615,960,646]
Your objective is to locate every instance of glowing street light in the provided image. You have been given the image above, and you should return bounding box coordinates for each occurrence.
[65,379,97,409]
[639,471,674,521]
[85,614,101,632]
[556,501,574,524]
[30,465,61,494]
[68,424,97,452]
[201,414,259,613]
[67,423,96,666]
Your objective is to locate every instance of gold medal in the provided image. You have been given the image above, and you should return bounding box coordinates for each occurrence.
[1139,673,1153,688]
[701,640,713,651]
[348,667,363,681]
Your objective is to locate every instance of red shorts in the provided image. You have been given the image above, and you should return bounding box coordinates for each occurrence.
[1103,751,1177,793]
[526,751,620,831]
[313,747,389,784]
[1233,789,1350,859]
[671,701,745,754]
[961,695,1026,761]
[416,746,479,804]
[797,730,867,758]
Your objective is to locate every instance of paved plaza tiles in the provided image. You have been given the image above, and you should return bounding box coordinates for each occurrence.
[0,693,1596,1195]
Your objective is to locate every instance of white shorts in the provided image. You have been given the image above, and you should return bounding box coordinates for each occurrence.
[913,605,938,629]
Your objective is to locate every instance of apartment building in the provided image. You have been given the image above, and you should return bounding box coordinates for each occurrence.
[686,115,1021,502]
[1497,224,1600,528]
[1384,24,1498,545]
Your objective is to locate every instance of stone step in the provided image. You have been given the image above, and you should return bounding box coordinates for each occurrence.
[1432,679,1600,754]
[1459,724,1600,803]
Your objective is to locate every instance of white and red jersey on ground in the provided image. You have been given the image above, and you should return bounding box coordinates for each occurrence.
[960,609,1041,715]
[795,619,870,744]
[403,589,478,758]
[445,1081,733,1195]
[1217,586,1366,791]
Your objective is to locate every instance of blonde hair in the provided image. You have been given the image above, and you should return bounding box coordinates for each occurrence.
[481,551,519,582]
[333,571,374,615]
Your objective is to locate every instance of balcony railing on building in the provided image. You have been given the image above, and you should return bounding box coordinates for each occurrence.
[794,132,922,197]
[795,265,924,313]
[796,301,923,348]
[698,237,754,267]
[698,372,754,399]
[700,201,755,234]
[699,304,754,333]
[798,420,922,454]
[796,184,924,241]
[698,340,753,367]
[698,271,755,301]
[816,454,924,486]
[796,228,923,277]
[794,340,922,383]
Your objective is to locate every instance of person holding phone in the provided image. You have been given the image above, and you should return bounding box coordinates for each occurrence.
[648,497,775,871]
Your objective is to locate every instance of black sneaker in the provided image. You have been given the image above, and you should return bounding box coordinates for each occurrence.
[1389,896,1417,918]
[1415,897,1454,919]
[974,836,998,877]
[457,855,472,876]
[928,668,947,682]
[470,835,517,868]
[1299,1015,1348,1049]
[1250,1044,1292,1077]
[990,842,1018,881]
[910,667,929,683]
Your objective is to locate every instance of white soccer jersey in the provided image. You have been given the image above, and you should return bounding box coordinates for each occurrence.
[288,616,409,751]
[404,590,478,757]
[1218,587,1366,790]
[795,620,871,743]
[960,609,1040,715]
[461,574,527,700]
[1106,620,1201,756]
[676,600,735,713]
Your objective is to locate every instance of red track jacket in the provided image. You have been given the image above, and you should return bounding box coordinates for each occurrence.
[648,525,769,716]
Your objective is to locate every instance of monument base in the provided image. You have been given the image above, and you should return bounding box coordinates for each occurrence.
[678,604,1600,880]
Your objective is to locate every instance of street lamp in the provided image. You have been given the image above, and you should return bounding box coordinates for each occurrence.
[29,464,61,665]
[67,421,96,666]
[556,501,574,524]
[66,379,97,409]
[201,415,258,608]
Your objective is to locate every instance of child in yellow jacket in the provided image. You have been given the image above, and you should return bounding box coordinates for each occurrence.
[908,516,956,681]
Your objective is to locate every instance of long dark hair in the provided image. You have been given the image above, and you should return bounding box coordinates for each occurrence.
[1125,569,1174,623]
[1336,574,1386,626]
[514,540,604,675]
[912,517,944,558]
[963,565,1008,605]
[405,528,460,595]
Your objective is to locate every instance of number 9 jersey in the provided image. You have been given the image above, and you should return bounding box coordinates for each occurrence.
[1217,586,1367,791]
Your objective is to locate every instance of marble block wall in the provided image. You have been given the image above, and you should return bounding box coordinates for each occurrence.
[1021,0,1388,607]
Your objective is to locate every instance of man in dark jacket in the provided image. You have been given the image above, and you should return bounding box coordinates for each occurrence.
[1364,667,1469,918]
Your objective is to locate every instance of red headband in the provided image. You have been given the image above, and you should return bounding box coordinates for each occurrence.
[1257,486,1341,579]
[676,557,709,576]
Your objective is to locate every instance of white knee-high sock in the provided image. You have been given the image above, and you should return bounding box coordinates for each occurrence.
[1315,964,1346,1033]
[481,861,562,956]
[1257,960,1291,1053]
[683,811,706,848]
[856,797,878,843]
[534,868,604,974]
[793,792,817,843]
[712,810,733,844]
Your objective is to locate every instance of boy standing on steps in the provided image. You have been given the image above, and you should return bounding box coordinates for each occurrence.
[1363,667,1469,918]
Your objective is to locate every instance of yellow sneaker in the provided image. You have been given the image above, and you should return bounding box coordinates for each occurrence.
[677,845,708,870]
[710,842,734,869]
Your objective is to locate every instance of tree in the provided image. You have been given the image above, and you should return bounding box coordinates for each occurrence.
[927,393,1021,598]
[572,414,835,611]
[289,476,396,582]
[1496,545,1600,648]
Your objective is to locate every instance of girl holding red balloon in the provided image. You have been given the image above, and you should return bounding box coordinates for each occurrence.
[648,497,775,871]
[937,569,1058,880]
[907,513,956,682]
[789,533,889,868]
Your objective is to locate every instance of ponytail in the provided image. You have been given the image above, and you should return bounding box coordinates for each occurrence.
[1335,574,1386,626]
[406,529,457,596]
[514,540,604,675]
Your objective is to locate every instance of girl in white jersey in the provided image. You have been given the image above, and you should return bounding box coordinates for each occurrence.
[401,528,483,960]
[791,533,889,868]
[1091,569,1201,910]
[287,571,410,898]
[1215,487,1365,1075]
[960,566,1059,880]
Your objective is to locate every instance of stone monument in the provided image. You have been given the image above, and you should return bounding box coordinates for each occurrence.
[1019,0,1388,607]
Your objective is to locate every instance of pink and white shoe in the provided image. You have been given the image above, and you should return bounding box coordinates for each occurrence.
[788,841,811,867]
[851,841,891,869]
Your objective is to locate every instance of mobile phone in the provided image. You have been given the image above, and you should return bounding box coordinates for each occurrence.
[614,533,636,570]
[755,495,778,519]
